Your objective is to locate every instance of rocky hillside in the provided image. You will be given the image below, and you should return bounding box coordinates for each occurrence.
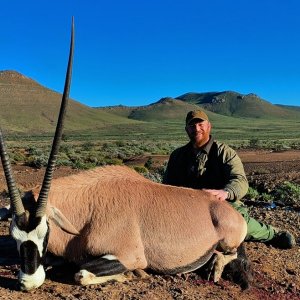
[176,91,300,119]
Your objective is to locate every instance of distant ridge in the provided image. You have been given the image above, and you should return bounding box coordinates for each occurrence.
[99,97,211,122]
[176,91,299,119]
[0,70,35,82]
[276,104,300,112]
[1,70,300,134]
[0,70,137,134]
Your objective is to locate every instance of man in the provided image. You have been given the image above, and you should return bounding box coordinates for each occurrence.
[163,110,296,249]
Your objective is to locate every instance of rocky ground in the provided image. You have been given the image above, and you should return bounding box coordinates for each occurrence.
[0,150,299,300]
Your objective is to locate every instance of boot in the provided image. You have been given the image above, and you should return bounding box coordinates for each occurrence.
[267,230,296,249]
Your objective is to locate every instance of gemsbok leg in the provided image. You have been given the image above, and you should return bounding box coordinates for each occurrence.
[74,254,128,285]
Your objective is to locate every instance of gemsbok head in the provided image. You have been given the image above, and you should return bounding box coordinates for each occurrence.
[0,18,74,290]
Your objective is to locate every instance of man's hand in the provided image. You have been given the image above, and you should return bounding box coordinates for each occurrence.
[203,189,229,201]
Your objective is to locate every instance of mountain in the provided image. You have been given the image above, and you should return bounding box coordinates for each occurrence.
[0,71,137,134]
[176,91,300,119]
[276,104,300,112]
[100,97,201,122]
[1,70,299,136]
[128,97,202,122]
[100,97,236,124]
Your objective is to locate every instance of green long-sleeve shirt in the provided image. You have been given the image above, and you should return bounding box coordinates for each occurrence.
[163,137,249,202]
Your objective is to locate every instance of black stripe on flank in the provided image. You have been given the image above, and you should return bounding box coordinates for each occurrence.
[158,242,218,275]
[20,240,42,275]
[80,256,127,276]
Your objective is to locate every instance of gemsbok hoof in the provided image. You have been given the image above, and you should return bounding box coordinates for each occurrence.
[75,270,128,286]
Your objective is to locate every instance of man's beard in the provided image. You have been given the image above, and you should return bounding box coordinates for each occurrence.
[190,132,209,148]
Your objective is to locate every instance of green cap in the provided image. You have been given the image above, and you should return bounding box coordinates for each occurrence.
[185,110,209,125]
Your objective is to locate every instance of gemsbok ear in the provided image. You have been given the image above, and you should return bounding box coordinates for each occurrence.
[48,206,80,235]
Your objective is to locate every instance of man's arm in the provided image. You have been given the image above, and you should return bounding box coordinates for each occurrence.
[205,144,248,202]
[203,189,229,201]
[221,145,249,201]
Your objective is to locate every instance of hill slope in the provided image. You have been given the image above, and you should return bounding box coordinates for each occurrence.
[176,91,300,119]
[0,71,137,134]
[100,97,245,124]
[1,70,299,141]
[100,97,204,122]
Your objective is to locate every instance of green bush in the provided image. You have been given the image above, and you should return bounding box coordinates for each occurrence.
[81,141,95,151]
[11,151,26,163]
[59,143,74,154]
[246,187,259,200]
[104,158,123,166]
[56,158,72,167]
[249,138,260,149]
[143,171,163,183]
[261,193,273,203]
[144,157,153,170]
[26,146,47,156]
[133,166,148,174]
[273,181,300,206]
[71,160,96,170]
[252,168,270,175]
[25,154,48,168]
[133,166,163,183]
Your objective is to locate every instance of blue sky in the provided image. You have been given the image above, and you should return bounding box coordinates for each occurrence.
[1,0,300,107]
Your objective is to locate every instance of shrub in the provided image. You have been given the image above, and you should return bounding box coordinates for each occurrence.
[246,187,259,200]
[81,141,95,151]
[26,146,46,156]
[249,138,260,149]
[56,158,72,166]
[25,154,48,168]
[71,160,96,170]
[273,181,300,206]
[133,166,148,174]
[143,171,163,183]
[252,168,270,175]
[11,151,26,163]
[104,158,123,165]
[115,140,126,147]
[144,157,153,170]
[59,143,74,154]
[133,166,163,183]
[260,193,273,203]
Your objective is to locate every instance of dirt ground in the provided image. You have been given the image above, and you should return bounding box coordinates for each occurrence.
[0,150,300,300]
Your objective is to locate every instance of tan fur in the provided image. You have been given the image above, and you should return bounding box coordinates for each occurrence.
[30,165,247,272]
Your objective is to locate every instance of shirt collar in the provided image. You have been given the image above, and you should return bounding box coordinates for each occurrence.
[187,135,214,155]
[201,135,214,154]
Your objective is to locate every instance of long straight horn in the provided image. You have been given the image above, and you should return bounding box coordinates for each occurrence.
[0,130,25,216]
[36,18,74,218]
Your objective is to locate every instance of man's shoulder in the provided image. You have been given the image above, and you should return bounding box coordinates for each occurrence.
[213,140,235,152]
[169,143,191,158]
[212,140,239,158]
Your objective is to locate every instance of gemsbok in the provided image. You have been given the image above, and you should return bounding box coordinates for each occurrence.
[0,19,251,291]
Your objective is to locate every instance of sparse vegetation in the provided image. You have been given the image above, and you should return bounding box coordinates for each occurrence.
[246,181,300,208]
[7,140,177,170]
[273,181,300,207]
[246,187,260,200]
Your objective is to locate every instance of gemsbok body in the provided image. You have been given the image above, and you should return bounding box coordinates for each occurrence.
[0,19,250,291]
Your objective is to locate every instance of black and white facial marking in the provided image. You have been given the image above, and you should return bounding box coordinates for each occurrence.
[10,214,49,290]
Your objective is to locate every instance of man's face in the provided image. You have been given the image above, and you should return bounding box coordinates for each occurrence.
[185,119,211,148]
